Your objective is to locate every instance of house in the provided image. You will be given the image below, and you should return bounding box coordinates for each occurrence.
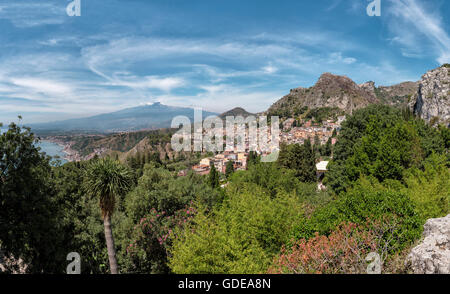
[200,158,211,166]
[192,165,210,175]
[316,161,329,172]
[316,160,329,181]
[337,116,346,124]
[237,152,246,161]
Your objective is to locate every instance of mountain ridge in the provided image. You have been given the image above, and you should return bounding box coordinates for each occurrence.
[267,72,420,117]
[219,107,254,119]
[31,102,218,133]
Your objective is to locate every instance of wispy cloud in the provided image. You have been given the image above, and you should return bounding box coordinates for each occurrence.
[328,52,357,65]
[10,78,73,95]
[0,1,66,27]
[0,0,447,124]
[387,0,450,64]
[326,0,343,12]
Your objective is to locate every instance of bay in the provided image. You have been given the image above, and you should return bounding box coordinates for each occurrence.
[1,128,68,164]
[37,141,68,164]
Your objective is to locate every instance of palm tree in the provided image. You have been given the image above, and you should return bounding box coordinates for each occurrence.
[84,158,132,274]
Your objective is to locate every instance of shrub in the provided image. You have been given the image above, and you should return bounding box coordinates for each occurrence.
[125,205,196,273]
[269,223,377,274]
[293,177,423,254]
[168,184,304,274]
[402,153,450,220]
[271,216,407,274]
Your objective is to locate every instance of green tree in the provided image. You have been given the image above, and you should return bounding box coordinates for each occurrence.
[247,151,259,167]
[84,158,133,274]
[332,105,402,161]
[345,119,423,183]
[326,105,445,194]
[313,134,321,156]
[125,164,220,223]
[149,151,162,166]
[0,123,63,273]
[293,177,423,254]
[332,128,338,138]
[208,163,220,189]
[225,160,234,179]
[278,140,316,182]
[324,137,332,157]
[401,153,450,220]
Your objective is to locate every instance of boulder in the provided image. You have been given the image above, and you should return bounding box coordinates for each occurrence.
[407,214,450,274]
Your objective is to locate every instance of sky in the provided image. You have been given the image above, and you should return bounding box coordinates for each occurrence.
[0,0,449,124]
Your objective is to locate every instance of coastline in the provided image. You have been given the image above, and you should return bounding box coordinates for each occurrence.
[41,139,80,162]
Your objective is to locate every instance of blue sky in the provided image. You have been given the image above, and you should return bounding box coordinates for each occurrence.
[0,0,449,124]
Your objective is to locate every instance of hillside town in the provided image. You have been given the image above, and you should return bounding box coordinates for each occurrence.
[280,115,345,145]
[188,115,346,176]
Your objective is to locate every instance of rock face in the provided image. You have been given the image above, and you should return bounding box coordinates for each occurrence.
[267,73,417,117]
[407,214,450,274]
[268,73,379,116]
[376,82,418,107]
[409,65,450,126]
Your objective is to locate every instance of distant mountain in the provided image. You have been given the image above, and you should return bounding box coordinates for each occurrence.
[30,102,218,133]
[266,72,418,117]
[219,107,254,119]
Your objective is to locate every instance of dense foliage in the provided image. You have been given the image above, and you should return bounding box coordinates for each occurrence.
[278,140,316,182]
[0,123,64,273]
[0,104,448,274]
[326,105,446,194]
[168,184,304,273]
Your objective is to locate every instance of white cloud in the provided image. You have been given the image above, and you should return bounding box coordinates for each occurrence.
[10,78,73,95]
[0,14,431,124]
[0,2,66,28]
[387,0,450,64]
[262,64,278,74]
[103,76,185,92]
[157,84,284,114]
[329,52,357,65]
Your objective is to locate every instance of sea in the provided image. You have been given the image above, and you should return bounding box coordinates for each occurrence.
[1,128,68,164]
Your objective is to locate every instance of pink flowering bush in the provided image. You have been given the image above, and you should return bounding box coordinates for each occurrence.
[269,216,404,274]
[268,222,378,274]
[125,203,197,273]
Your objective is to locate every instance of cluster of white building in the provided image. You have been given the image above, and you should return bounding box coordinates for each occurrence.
[191,151,248,175]
[280,116,345,145]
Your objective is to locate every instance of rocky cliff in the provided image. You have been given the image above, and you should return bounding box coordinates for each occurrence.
[407,214,450,274]
[267,72,418,117]
[268,73,378,116]
[409,64,450,126]
[362,81,418,107]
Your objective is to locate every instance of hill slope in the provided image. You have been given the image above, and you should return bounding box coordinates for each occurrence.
[219,107,254,119]
[267,73,418,117]
[267,73,380,116]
